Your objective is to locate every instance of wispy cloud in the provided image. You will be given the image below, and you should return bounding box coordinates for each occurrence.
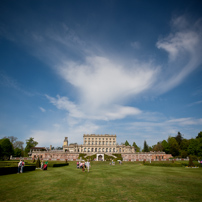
[131,41,141,49]
[155,16,202,93]
[1,13,202,146]
[187,100,202,107]
[0,71,34,96]
[39,107,46,112]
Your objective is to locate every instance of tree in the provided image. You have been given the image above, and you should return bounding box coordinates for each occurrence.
[124,140,130,146]
[14,148,23,157]
[180,139,190,151]
[175,132,183,146]
[188,155,195,167]
[180,150,188,158]
[197,138,202,157]
[196,131,202,139]
[25,137,38,156]
[152,142,163,152]
[0,138,14,160]
[132,142,140,152]
[188,138,198,156]
[3,136,24,156]
[56,146,63,150]
[161,140,169,153]
[142,140,149,152]
[0,144,2,159]
[179,139,190,158]
[13,141,24,150]
[36,157,41,168]
[168,137,179,157]
[4,136,18,144]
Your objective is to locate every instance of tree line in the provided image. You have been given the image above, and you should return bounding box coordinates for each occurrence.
[124,131,202,160]
[1,131,202,160]
[0,137,38,160]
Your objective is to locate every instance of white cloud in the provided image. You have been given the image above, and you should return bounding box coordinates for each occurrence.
[46,94,142,121]
[30,121,100,146]
[46,95,84,118]
[39,107,46,112]
[30,130,64,147]
[58,56,159,109]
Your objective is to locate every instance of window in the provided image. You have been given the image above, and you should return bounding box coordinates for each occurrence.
[88,148,90,152]
[99,148,101,152]
[91,148,94,152]
[106,148,108,152]
[102,148,104,152]
[99,141,101,145]
[109,148,111,152]
[103,141,104,145]
[106,141,108,145]
[92,142,94,145]
[95,148,97,152]
[84,148,86,152]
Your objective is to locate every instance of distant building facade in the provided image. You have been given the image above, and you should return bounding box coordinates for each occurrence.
[31,134,172,161]
[63,134,135,154]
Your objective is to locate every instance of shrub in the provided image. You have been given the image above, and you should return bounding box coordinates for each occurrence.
[52,163,69,167]
[112,154,123,161]
[0,165,36,175]
[35,157,41,168]
[188,156,195,167]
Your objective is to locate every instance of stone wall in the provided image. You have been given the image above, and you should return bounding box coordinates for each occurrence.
[31,151,172,161]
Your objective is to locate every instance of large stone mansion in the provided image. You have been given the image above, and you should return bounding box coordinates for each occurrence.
[63,134,135,153]
[31,134,172,161]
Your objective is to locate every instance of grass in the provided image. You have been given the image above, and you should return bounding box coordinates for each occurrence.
[0,161,202,202]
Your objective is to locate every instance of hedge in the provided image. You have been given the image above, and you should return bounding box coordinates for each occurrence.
[52,163,69,167]
[0,166,36,175]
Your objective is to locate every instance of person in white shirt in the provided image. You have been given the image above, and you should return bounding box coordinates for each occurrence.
[86,160,90,172]
[17,160,22,174]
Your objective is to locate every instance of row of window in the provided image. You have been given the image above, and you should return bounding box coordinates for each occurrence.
[84,141,116,145]
[84,138,115,141]
[84,148,116,152]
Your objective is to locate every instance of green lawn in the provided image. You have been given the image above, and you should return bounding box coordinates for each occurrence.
[0,161,202,202]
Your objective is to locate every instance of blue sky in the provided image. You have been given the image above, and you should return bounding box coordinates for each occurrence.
[0,0,202,149]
